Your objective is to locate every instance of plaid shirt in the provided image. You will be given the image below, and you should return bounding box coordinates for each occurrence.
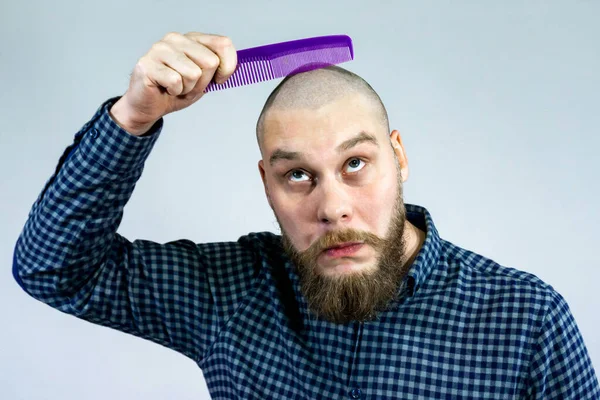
[14,98,600,399]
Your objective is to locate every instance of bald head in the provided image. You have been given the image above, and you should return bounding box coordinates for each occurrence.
[256,66,389,153]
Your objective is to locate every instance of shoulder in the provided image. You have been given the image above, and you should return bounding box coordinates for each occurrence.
[236,231,284,263]
[193,231,284,279]
[437,238,561,310]
[194,231,282,261]
[237,231,283,250]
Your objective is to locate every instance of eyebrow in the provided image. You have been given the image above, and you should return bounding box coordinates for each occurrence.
[336,131,379,152]
[269,149,303,166]
[269,131,379,166]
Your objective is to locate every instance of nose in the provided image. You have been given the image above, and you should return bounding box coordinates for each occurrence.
[315,178,353,226]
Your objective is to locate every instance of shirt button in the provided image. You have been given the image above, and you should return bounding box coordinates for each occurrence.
[349,388,362,399]
[90,129,99,138]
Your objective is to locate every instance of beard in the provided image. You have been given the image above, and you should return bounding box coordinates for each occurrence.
[279,179,409,324]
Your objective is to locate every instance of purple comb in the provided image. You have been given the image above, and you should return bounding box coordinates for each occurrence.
[205,35,354,92]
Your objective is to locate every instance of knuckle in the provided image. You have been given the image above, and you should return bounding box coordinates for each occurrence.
[135,56,148,70]
[184,31,204,38]
[186,67,202,82]
[206,54,220,69]
[168,72,182,87]
[134,56,152,76]
[151,41,169,53]
[163,31,181,41]
[216,35,232,49]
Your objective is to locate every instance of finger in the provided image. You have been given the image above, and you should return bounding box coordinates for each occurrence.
[144,58,184,96]
[162,33,221,93]
[185,32,238,84]
[150,41,203,95]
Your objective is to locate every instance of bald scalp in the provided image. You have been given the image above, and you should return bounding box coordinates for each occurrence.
[256,66,389,154]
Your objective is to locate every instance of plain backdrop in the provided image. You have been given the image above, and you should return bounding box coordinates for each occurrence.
[1,1,598,399]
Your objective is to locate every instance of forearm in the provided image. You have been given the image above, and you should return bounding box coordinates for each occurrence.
[13,97,162,305]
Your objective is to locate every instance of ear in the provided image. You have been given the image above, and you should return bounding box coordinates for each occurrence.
[389,130,409,182]
[258,160,274,209]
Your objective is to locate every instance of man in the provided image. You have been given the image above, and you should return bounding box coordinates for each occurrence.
[13,32,600,399]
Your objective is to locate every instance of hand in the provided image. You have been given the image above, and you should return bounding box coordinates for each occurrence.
[110,32,237,135]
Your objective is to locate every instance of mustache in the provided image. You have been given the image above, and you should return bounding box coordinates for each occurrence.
[300,229,386,262]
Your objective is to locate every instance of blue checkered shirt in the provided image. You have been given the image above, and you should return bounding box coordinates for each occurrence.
[13,98,600,399]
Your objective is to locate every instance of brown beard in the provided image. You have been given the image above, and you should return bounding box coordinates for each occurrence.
[279,182,409,324]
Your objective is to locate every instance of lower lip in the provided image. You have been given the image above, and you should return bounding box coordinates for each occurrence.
[324,243,364,258]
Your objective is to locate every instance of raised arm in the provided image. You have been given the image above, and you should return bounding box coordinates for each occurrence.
[12,32,256,362]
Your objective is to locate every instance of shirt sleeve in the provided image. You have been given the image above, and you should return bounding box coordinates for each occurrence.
[527,288,600,399]
[12,97,256,362]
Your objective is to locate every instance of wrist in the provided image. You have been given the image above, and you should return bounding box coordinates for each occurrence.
[109,97,157,136]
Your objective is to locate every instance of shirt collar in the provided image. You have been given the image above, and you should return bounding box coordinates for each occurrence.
[403,203,443,297]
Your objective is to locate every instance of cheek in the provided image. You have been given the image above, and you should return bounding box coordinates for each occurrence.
[357,178,398,235]
[270,192,313,248]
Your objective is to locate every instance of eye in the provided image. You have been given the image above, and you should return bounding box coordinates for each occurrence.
[345,158,365,173]
[288,169,310,182]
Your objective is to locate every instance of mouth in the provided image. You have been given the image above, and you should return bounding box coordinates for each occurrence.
[323,242,364,258]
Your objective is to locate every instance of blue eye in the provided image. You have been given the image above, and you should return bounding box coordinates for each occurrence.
[346,158,365,173]
[289,170,310,182]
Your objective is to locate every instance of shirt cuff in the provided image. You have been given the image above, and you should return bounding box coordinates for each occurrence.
[77,97,163,174]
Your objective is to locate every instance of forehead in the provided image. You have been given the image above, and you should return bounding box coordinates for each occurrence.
[261,94,386,154]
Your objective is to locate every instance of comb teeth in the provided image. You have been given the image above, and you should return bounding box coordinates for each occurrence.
[270,47,353,77]
[205,35,354,92]
[206,58,275,92]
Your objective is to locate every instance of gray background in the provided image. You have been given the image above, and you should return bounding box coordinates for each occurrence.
[1,1,598,399]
